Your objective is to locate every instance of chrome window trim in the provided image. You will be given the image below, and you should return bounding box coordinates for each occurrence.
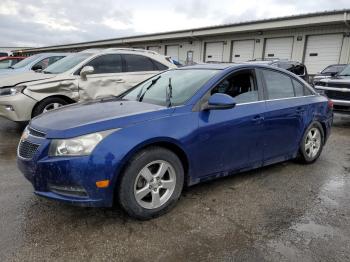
[235,95,316,106]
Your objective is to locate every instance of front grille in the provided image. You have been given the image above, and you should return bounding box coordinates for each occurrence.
[28,127,46,138]
[18,140,39,159]
[325,90,350,101]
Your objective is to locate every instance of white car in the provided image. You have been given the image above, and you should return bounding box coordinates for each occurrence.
[0,48,177,122]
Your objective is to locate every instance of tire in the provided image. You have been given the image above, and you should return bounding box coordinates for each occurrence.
[118,147,184,220]
[299,122,324,164]
[32,97,69,117]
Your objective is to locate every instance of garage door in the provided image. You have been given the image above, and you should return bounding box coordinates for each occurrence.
[304,34,344,74]
[231,40,255,63]
[166,45,180,61]
[147,46,161,53]
[205,42,224,62]
[264,37,294,60]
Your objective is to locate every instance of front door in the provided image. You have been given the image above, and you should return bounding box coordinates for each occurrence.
[195,69,265,179]
[78,54,127,101]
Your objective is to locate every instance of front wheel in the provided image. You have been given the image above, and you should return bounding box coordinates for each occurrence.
[32,97,69,117]
[299,122,324,164]
[118,147,184,220]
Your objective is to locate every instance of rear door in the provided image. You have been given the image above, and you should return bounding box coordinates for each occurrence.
[195,68,265,178]
[259,68,311,165]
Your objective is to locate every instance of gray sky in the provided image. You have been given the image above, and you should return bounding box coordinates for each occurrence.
[0,0,349,47]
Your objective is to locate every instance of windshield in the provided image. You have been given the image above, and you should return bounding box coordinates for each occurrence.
[0,58,10,69]
[322,65,346,74]
[123,69,219,106]
[11,55,40,69]
[338,65,350,76]
[43,53,92,74]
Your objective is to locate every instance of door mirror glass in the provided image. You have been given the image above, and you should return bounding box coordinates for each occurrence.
[80,66,94,80]
[204,93,236,110]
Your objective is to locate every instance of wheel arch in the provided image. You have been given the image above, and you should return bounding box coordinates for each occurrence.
[31,95,76,117]
[112,138,191,203]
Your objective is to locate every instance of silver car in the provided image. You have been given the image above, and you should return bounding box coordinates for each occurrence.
[0,48,177,122]
[0,53,67,77]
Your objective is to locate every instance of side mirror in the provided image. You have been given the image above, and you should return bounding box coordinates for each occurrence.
[32,64,43,72]
[330,72,337,77]
[80,66,94,80]
[203,93,236,110]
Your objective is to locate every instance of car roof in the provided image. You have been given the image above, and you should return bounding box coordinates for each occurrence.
[179,63,238,70]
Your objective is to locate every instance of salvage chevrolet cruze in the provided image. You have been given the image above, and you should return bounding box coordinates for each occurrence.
[17,64,333,220]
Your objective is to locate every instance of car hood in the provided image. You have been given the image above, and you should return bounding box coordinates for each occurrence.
[30,99,173,139]
[0,71,57,88]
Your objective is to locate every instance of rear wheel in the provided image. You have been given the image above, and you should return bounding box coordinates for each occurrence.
[32,97,69,117]
[299,122,324,164]
[118,147,184,220]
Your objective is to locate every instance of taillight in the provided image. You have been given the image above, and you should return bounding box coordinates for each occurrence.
[328,99,334,109]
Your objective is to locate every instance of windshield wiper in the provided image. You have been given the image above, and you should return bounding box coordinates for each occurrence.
[166,77,173,107]
[137,76,161,102]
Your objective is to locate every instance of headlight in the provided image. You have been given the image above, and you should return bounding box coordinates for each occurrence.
[49,129,118,157]
[0,85,26,96]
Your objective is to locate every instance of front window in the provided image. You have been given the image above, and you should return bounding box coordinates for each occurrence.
[211,69,259,104]
[12,55,40,69]
[44,53,92,74]
[123,69,219,106]
[338,65,350,76]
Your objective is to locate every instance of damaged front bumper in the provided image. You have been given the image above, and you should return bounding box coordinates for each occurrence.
[0,93,37,122]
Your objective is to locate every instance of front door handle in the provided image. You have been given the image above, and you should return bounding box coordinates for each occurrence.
[115,79,125,83]
[252,115,265,122]
[296,107,305,114]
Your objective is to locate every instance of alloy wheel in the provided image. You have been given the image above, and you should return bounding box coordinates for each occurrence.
[134,160,176,209]
[305,127,321,159]
[43,102,63,113]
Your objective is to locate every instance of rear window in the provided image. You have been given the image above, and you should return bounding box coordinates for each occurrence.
[123,54,156,72]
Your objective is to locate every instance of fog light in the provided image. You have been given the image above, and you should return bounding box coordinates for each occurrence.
[4,105,14,111]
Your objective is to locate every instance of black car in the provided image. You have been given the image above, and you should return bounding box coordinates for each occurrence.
[313,64,347,85]
[246,59,309,81]
[314,64,350,114]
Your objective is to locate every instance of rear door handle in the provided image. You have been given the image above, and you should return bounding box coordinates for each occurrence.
[115,79,125,83]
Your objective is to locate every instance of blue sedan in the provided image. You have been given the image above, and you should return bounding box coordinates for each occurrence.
[17,64,333,219]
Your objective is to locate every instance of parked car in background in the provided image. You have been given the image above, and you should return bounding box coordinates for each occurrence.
[0,48,177,122]
[246,59,309,81]
[0,52,9,57]
[314,64,350,114]
[312,64,347,85]
[0,56,26,69]
[0,53,67,77]
[17,64,333,220]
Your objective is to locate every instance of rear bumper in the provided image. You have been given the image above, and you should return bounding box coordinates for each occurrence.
[0,93,36,121]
